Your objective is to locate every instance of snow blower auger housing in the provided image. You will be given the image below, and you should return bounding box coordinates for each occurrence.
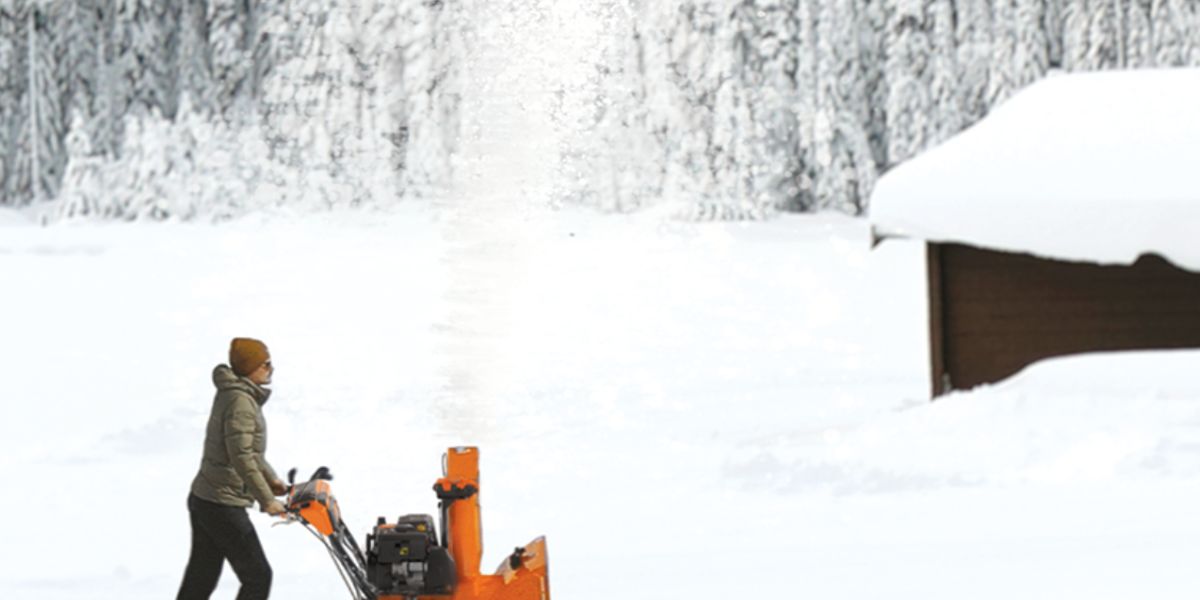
[284,447,549,600]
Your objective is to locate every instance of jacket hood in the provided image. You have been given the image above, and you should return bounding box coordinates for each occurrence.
[212,364,272,405]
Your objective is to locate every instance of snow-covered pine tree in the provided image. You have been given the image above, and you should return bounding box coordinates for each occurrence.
[1043,0,1065,67]
[57,111,106,218]
[0,0,21,203]
[47,0,72,197]
[1012,0,1049,92]
[100,110,170,219]
[177,0,211,113]
[116,0,173,118]
[785,0,819,210]
[397,0,464,199]
[354,0,409,204]
[1123,0,1152,66]
[208,0,249,117]
[813,0,877,213]
[757,0,810,213]
[987,0,1045,106]
[1061,0,1091,71]
[88,2,125,159]
[321,0,413,206]
[631,8,675,211]
[1086,0,1122,69]
[11,1,65,204]
[246,0,280,103]
[655,2,689,205]
[159,0,180,117]
[256,0,300,163]
[884,0,933,166]
[926,0,960,145]
[655,1,724,204]
[214,116,287,218]
[632,0,805,218]
[1189,2,1200,65]
[257,0,414,209]
[318,2,367,187]
[858,0,889,171]
[625,8,667,210]
[715,0,763,212]
[619,1,678,209]
[62,0,100,144]
[1149,0,1187,66]
[97,100,276,221]
[258,0,334,203]
[810,0,839,210]
[186,96,290,219]
[988,0,1016,105]
[259,0,324,168]
[955,0,993,124]
[702,0,783,219]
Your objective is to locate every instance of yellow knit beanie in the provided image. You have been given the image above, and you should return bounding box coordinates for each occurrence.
[229,337,270,377]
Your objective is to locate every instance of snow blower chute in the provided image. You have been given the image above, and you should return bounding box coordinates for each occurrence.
[283,447,549,600]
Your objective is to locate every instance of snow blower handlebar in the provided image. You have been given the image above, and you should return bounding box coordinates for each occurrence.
[285,466,340,535]
[282,466,376,600]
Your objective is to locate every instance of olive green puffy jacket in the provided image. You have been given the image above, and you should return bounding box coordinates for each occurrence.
[190,364,279,509]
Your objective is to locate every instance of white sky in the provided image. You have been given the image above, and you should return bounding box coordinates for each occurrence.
[869,67,1200,272]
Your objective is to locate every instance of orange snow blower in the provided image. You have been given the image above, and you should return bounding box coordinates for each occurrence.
[284,447,549,600]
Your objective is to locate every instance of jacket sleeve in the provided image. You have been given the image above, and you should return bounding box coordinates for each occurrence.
[258,453,279,485]
[223,396,276,509]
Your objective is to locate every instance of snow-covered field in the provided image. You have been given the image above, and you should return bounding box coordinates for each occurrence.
[2,207,1199,599]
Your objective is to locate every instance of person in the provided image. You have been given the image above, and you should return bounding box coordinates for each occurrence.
[177,338,288,600]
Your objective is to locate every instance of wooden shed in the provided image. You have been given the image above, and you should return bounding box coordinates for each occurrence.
[922,244,1200,395]
[869,68,1200,398]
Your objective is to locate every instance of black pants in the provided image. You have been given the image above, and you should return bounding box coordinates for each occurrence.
[177,493,272,600]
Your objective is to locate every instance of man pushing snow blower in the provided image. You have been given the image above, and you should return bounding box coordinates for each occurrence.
[178,338,287,600]
[176,339,549,600]
[281,447,550,600]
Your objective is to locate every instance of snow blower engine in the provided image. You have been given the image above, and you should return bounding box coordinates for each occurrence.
[283,447,549,600]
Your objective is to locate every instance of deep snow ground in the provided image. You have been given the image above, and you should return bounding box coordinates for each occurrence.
[2,207,1200,599]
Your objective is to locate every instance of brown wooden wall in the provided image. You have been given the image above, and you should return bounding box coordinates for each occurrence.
[928,243,1200,396]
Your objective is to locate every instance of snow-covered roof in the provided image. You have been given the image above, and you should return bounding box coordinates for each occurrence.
[869,68,1200,273]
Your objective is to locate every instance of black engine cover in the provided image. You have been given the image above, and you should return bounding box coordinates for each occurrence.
[366,514,455,596]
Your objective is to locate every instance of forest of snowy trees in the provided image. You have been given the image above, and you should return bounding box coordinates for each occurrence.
[591,0,1200,216]
[1,0,1198,221]
[0,0,458,219]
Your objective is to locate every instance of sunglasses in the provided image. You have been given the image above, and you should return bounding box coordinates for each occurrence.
[263,360,274,370]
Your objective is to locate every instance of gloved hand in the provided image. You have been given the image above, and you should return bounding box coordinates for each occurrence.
[263,500,287,516]
[270,479,288,496]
